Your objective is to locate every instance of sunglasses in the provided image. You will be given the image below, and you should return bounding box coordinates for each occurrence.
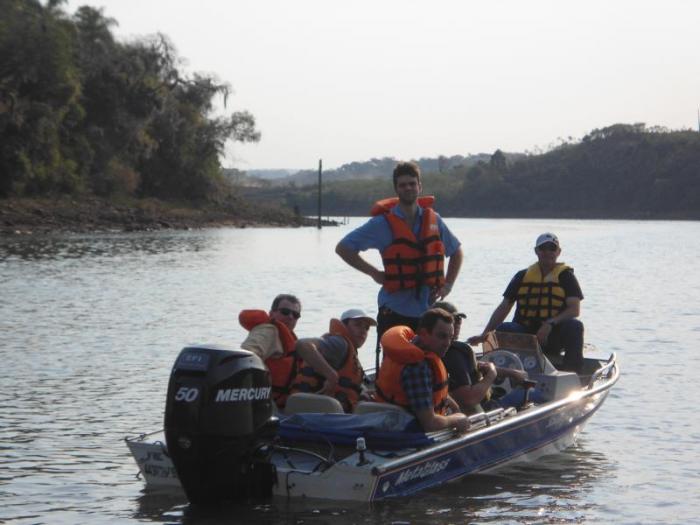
[537,243,558,251]
[276,307,301,319]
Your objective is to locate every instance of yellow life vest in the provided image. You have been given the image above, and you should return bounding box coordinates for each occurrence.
[515,262,572,327]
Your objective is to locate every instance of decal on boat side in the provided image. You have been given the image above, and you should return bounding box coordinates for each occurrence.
[395,458,451,485]
[137,451,178,479]
[215,387,271,402]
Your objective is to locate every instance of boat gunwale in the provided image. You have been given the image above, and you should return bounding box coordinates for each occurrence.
[371,355,619,476]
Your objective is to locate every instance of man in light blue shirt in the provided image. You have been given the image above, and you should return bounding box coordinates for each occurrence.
[335,161,463,370]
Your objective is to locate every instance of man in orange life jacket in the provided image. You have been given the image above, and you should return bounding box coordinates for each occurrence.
[468,233,584,373]
[376,308,470,433]
[335,161,463,370]
[290,308,374,413]
[239,294,302,409]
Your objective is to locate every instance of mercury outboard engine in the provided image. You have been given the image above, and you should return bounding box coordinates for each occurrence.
[164,345,278,504]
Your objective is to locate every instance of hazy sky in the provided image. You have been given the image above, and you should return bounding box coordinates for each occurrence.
[65,0,699,171]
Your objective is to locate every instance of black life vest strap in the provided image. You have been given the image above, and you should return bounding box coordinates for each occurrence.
[374,383,411,411]
[387,237,424,251]
[337,376,362,393]
[432,379,448,392]
[382,253,443,266]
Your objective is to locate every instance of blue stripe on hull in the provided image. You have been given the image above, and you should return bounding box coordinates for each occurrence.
[371,391,609,500]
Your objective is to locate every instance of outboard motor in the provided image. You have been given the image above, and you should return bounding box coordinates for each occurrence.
[164,345,278,504]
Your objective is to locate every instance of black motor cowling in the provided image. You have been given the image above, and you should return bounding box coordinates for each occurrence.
[164,345,278,504]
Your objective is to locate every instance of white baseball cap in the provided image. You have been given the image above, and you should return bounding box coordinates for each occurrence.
[535,232,560,248]
[340,308,377,326]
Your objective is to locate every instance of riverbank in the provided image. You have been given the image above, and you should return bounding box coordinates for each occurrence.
[0,196,328,235]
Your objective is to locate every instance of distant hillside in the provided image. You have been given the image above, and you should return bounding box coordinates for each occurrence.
[240,124,700,220]
[256,154,521,187]
[247,169,298,180]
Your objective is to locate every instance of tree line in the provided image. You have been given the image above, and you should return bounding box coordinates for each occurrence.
[0,0,259,201]
[3,4,697,220]
[243,123,700,220]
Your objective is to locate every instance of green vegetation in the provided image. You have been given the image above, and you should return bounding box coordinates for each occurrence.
[246,124,700,220]
[3,3,698,223]
[0,0,259,202]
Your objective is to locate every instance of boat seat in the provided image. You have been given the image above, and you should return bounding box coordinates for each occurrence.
[353,401,408,415]
[284,393,344,414]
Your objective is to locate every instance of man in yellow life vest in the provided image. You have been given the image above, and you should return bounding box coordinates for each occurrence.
[289,308,375,413]
[468,233,584,373]
[335,161,463,372]
[376,308,470,433]
[239,294,302,410]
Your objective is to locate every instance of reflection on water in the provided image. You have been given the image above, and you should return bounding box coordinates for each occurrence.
[128,446,612,525]
[0,230,213,262]
[133,492,187,522]
[2,219,700,524]
[424,448,614,524]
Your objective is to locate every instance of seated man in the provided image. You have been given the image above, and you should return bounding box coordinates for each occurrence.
[468,232,585,373]
[239,294,302,410]
[290,308,375,413]
[375,308,470,433]
[435,301,532,413]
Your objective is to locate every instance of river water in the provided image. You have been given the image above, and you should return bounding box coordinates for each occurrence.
[1,218,699,524]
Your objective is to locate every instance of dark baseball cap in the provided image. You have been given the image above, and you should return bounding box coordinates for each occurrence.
[433,301,466,319]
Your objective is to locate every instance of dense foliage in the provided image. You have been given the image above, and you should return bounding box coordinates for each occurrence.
[0,0,259,201]
[259,154,499,187]
[246,124,700,219]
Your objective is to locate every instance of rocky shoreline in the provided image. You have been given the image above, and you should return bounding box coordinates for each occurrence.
[0,197,328,235]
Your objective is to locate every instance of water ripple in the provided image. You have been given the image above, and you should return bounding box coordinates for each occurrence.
[2,220,700,524]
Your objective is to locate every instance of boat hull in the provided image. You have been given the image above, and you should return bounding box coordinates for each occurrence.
[126,355,618,502]
[368,388,610,500]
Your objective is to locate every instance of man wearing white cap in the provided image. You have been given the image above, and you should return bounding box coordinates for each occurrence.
[467,233,584,373]
[290,309,375,412]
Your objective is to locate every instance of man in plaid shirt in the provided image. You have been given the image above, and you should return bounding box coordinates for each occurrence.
[381,309,470,433]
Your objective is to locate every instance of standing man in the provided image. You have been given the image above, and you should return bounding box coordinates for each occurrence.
[239,294,302,410]
[467,233,584,373]
[335,161,463,370]
[375,308,470,433]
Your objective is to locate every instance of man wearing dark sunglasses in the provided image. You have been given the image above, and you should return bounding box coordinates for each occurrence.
[239,294,302,409]
[467,233,584,373]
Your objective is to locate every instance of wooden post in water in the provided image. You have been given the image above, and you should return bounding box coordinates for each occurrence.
[317,159,322,229]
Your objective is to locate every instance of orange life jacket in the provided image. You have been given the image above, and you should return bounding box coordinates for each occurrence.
[239,309,298,409]
[289,319,364,413]
[371,196,446,293]
[369,196,435,216]
[375,325,449,414]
